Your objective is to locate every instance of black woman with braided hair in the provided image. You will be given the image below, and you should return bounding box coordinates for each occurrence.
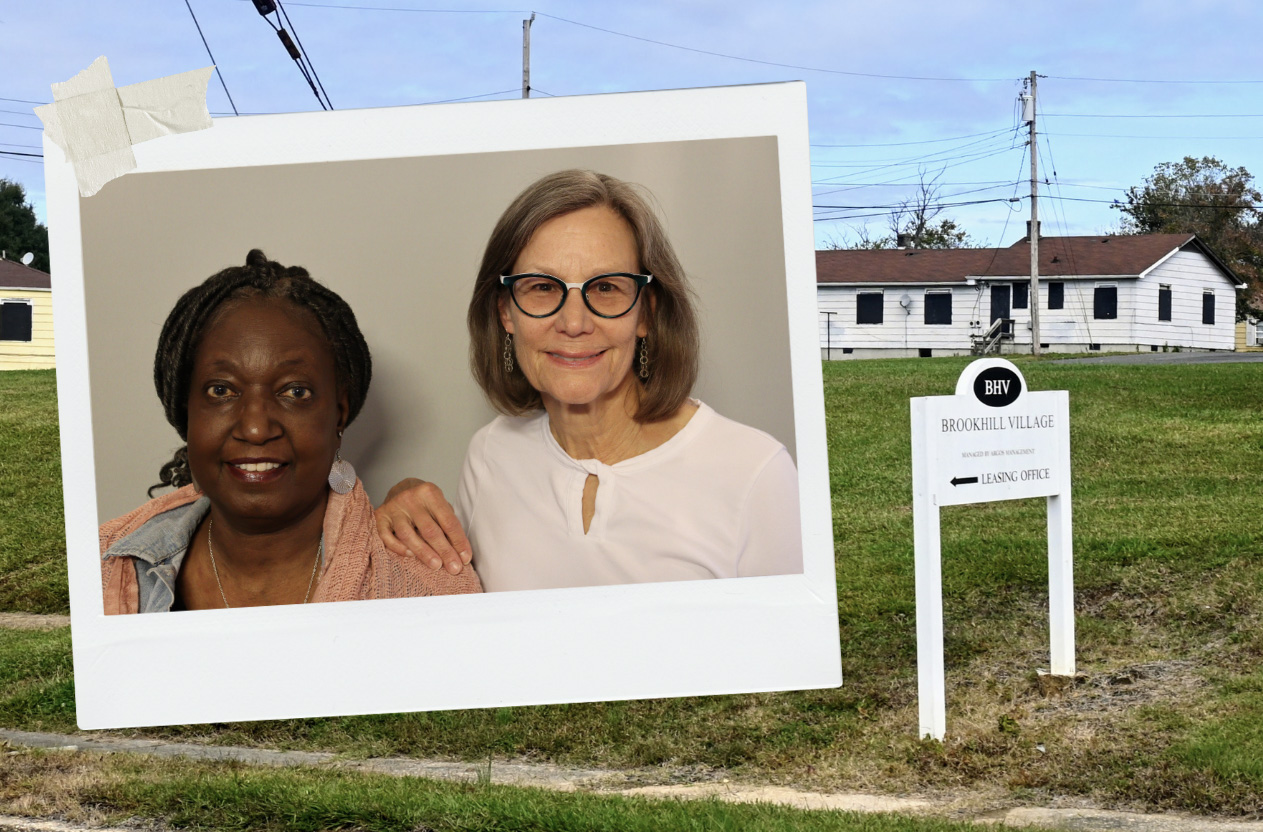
[99,250,481,613]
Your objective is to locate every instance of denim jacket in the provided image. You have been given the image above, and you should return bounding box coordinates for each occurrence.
[101,496,210,613]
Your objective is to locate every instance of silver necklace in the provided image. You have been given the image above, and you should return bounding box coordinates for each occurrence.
[206,517,323,609]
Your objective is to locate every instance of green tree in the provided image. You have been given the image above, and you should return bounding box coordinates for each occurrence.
[0,179,50,272]
[1115,156,1262,319]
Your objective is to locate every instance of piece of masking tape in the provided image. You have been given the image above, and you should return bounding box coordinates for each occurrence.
[36,57,214,198]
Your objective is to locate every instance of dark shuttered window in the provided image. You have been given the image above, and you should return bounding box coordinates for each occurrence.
[1158,285,1172,321]
[0,301,33,342]
[924,291,952,325]
[1093,285,1117,320]
[1048,281,1064,310]
[1013,282,1029,309]
[856,292,884,324]
[1203,291,1215,325]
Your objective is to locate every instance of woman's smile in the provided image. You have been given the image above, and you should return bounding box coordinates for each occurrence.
[225,458,288,483]
[186,297,348,530]
[545,348,607,368]
[499,205,648,413]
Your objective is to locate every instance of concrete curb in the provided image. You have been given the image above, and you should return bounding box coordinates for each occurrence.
[3,729,1261,831]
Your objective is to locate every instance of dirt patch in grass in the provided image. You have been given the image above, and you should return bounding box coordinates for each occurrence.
[0,613,69,631]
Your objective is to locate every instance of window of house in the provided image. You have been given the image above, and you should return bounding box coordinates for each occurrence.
[0,300,33,342]
[1093,284,1117,320]
[1158,285,1172,322]
[1203,291,1215,325]
[1048,281,1064,310]
[1013,282,1029,309]
[924,290,952,325]
[856,292,884,324]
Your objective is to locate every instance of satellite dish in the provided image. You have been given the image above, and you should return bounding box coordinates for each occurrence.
[899,294,912,308]
[20,252,34,266]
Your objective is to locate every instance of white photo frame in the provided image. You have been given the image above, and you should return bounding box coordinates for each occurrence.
[48,81,841,729]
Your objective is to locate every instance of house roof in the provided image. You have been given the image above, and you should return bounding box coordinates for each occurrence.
[0,258,51,290]
[816,233,1240,286]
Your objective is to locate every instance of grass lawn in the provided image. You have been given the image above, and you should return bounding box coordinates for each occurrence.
[0,747,983,832]
[1,359,1261,815]
[0,369,65,614]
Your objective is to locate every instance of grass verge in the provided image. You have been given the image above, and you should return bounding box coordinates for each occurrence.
[0,747,981,832]
[1,359,1261,814]
[0,369,66,614]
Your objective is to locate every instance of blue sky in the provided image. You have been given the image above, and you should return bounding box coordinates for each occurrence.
[3,0,1261,250]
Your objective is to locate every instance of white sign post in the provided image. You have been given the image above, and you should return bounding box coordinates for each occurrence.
[910,358,1073,741]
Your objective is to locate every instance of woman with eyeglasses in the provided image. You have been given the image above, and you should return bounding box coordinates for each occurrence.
[376,169,802,591]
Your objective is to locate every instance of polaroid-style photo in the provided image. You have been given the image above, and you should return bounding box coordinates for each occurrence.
[48,81,841,729]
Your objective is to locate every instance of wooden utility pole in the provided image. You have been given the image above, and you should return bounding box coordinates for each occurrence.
[1027,71,1042,356]
[522,13,535,98]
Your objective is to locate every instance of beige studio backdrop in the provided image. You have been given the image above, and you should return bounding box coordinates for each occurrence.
[80,136,794,523]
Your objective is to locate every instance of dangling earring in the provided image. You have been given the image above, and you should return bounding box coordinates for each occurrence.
[328,431,356,494]
[638,337,649,379]
[503,332,515,374]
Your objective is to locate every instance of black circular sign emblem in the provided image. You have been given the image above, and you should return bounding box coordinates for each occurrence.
[973,366,1022,407]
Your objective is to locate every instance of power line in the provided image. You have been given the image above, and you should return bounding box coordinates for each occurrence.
[813,196,1021,211]
[276,0,334,108]
[813,143,1020,187]
[810,128,1013,149]
[0,123,42,131]
[1045,74,1263,85]
[416,88,520,105]
[534,12,1020,82]
[1044,131,1263,140]
[1044,194,1260,210]
[253,1,331,110]
[184,0,239,116]
[0,108,39,117]
[0,150,42,158]
[275,3,529,12]
[1044,112,1263,119]
[274,1,1021,82]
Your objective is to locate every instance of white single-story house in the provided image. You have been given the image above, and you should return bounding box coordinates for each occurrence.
[816,233,1245,358]
[0,258,55,370]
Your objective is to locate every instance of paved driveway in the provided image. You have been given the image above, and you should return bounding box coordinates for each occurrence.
[1050,352,1263,365]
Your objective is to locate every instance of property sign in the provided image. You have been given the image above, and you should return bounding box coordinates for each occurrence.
[910,359,1074,740]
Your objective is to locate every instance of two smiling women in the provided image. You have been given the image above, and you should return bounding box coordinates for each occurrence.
[100,170,802,613]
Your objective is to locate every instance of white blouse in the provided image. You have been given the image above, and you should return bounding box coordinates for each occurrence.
[456,401,803,592]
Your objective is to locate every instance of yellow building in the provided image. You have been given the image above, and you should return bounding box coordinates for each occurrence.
[1237,319,1263,352]
[0,258,54,370]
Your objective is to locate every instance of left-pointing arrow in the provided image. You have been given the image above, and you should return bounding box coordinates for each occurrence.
[951,476,979,486]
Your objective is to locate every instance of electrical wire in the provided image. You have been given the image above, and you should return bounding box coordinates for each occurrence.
[974,145,1029,278]
[276,0,334,108]
[810,129,1014,148]
[1045,74,1263,85]
[256,6,329,110]
[1045,112,1263,118]
[0,123,42,131]
[267,1,1021,82]
[1045,131,1262,140]
[184,0,239,116]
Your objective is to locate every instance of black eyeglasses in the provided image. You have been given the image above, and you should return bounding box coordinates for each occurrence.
[500,272,654,319]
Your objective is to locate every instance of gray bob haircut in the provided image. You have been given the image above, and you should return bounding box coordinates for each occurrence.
[467,169,700,422]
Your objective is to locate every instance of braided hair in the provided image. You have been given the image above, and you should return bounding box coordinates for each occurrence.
[149,249,372,495]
